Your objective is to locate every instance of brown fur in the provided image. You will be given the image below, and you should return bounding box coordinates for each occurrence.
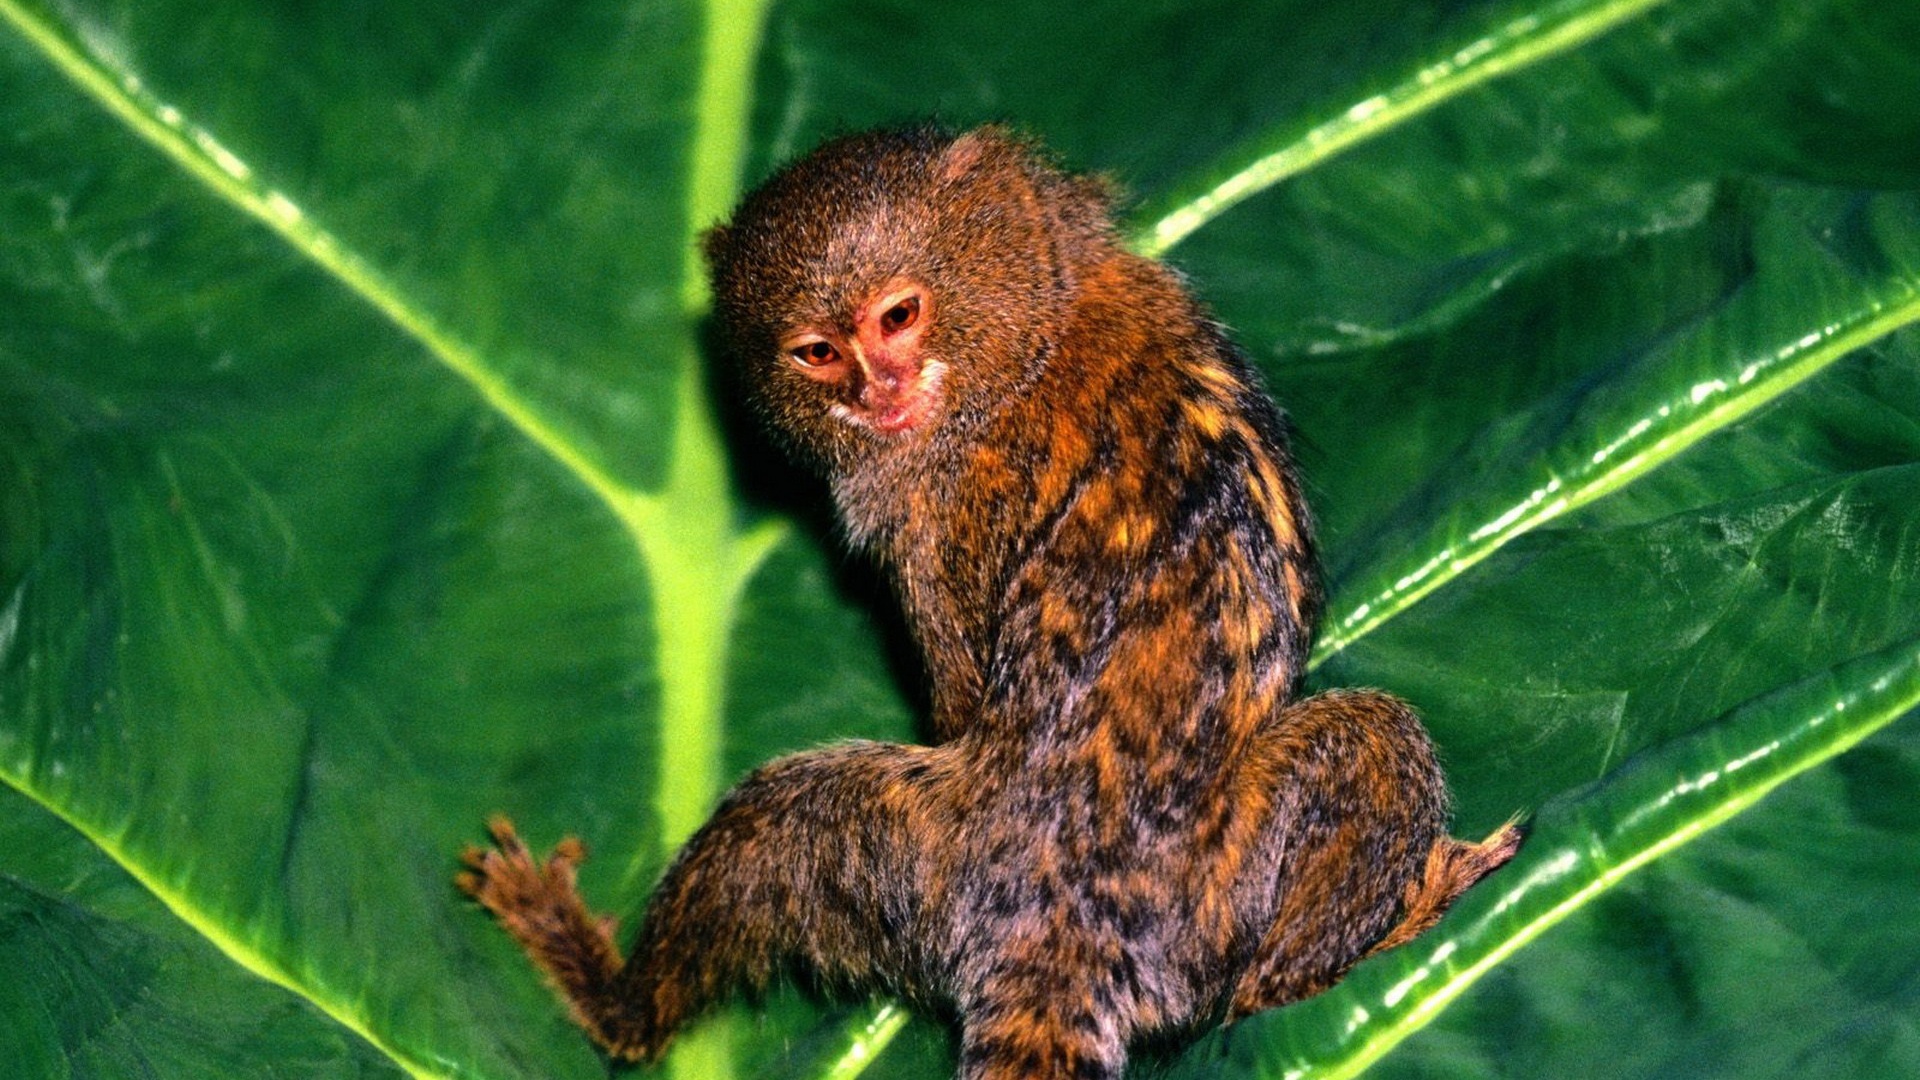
[459,126,1522,1079]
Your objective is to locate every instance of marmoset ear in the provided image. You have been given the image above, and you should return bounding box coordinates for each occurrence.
[698,223,733,268]
[938,127,996,183]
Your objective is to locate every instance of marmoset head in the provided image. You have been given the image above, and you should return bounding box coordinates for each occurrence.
[703,125,1115,473]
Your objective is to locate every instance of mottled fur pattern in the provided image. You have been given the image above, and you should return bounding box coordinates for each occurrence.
[460,126,1522,1079]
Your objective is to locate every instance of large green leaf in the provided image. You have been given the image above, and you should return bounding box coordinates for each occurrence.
[3,0,1917,1078]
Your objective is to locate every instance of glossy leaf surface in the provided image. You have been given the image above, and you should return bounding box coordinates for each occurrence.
[2,0,1917,1077]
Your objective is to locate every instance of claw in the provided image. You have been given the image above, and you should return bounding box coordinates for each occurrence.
[486,814,525,853]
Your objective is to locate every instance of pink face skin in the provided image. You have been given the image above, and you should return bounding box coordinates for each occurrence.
[778,278,947,436]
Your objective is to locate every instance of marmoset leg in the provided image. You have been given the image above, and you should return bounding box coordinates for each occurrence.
[1227,690,1520,1016]
[957,956,1129,1080]
[460,740,951,1061]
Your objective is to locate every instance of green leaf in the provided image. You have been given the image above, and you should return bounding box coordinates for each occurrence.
[0,786,407,1078]
[3,0,1918,1079]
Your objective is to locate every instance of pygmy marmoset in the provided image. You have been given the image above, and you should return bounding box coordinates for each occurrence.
[460,125,1522,1080]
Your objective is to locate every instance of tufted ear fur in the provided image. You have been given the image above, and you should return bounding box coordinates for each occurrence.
[698,223,733,269]
[937,125,1004,183]
[938,127,1120,242]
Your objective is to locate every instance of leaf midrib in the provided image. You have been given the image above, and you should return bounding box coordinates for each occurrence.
[1313,277,1920,662]
[1259,634,1920,1080]
[0,0,778,1076]
[6,2,1912,1079]
[1129,0,1681,255]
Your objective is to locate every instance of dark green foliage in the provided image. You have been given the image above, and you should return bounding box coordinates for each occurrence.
[2,0,1916,1076]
